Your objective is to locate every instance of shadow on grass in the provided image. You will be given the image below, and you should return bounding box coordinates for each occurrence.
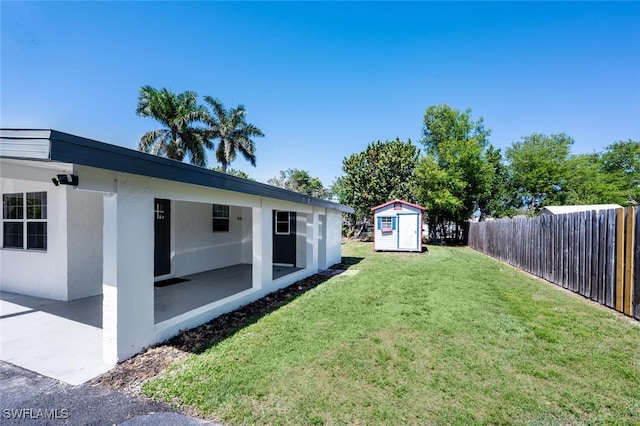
[164,257,364,354]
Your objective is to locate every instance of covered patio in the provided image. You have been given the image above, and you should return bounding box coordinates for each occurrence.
[0,264,301,384]
[154,264,300,324]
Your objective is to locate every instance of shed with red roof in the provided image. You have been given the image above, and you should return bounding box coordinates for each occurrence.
[371,200,425,252]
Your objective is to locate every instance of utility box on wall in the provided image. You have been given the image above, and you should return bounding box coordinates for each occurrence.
[371,200,425,252]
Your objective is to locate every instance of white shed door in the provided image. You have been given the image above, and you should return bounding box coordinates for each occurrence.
[398,214,418,250]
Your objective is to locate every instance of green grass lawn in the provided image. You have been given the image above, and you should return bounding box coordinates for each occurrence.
[143,241,640,425]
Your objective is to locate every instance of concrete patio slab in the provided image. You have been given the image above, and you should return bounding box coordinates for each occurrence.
[154,264,253,324]
[0,292,113,386]
[154,264,300,323]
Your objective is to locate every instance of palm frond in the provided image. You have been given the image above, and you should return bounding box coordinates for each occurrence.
[203,96,226,122]
[139,129,170,152]
[136,85,214,166]
[204,97,264,171]
[186,136,207,167]
[135,85,156,117]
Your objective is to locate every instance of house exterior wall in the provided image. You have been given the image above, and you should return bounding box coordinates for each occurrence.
[1,161,105,301]
[67,189,103,300]
[172,201,249,277]
[373,203,422,251]
[241,207,253,264]
[0,175,69,300]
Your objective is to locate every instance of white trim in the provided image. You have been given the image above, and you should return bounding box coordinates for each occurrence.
[0,137,51,160]
[2,191,48,251]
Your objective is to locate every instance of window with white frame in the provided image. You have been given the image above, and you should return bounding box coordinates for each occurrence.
[380,216,393,231]
[212,204,230,232]
[275,211,290,235]
[2,192,47,250]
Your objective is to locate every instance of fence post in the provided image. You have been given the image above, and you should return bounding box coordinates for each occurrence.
[634,206,640,320]
[616,208,625,312]
[624,207,635,316]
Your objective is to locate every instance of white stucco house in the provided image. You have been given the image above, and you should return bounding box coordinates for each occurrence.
[371,200,425,252]
[0,129,352,376]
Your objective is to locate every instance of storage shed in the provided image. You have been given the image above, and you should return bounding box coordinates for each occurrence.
[371,200,425,252]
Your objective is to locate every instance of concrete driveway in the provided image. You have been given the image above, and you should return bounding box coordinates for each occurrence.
[0,361,217,425]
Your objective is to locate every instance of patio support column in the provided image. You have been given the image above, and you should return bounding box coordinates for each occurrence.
[326,210,343,266]
[317,209,328,270]
[307,208,320,272]
[102,179,154,364]
[252,200,273,290]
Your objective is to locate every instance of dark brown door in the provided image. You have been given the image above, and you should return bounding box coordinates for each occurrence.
[154,198,171,276]
[273,211,296,265]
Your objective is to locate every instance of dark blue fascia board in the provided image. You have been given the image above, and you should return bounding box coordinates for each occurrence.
[31,129,353,213]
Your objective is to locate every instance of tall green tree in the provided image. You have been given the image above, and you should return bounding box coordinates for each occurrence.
[203,96,264,173]
[336,138,419,236]
[601,139,640,204]
[136,85,211,166]
[478,145,518,219]
[414,155,465,226]
[506,133,574,213]
[422,104,490,160]
[415,105,494,242]
[268,169,329,199]
[562,153,625,205]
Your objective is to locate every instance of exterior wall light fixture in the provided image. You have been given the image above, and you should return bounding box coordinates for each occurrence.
[52,174,79,186]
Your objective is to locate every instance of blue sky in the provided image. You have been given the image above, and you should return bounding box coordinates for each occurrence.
[2,2,639,187]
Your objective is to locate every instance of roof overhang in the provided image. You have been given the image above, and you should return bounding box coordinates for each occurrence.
[371,199,425,212]
[0,129,354,214]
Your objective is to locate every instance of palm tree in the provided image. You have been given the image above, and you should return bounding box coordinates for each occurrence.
[136,85,212,166]
[203,96,264,173]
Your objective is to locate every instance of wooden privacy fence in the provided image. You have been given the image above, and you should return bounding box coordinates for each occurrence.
[468,207,640,321]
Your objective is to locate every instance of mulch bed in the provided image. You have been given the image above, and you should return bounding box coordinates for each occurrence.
[91,262,354,396]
